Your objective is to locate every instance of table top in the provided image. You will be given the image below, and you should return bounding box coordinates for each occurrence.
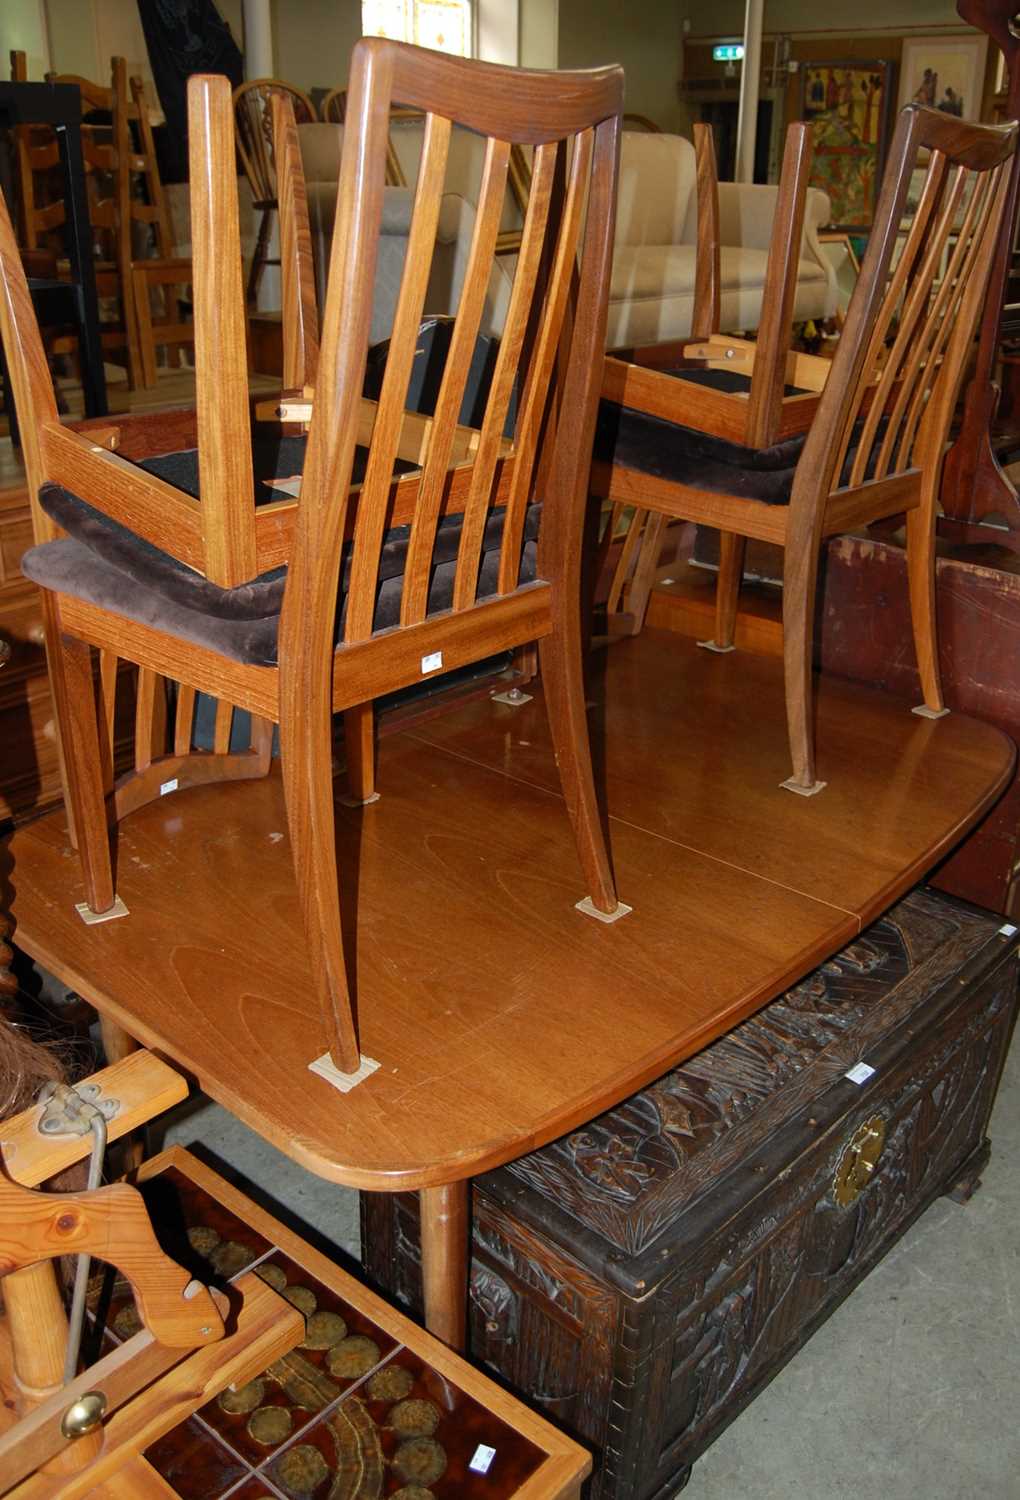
[5,632,1013,1192]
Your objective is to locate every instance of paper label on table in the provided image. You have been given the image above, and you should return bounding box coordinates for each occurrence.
[159,778,179,796]
[999,923,1018,937]
[308,1052,380,1093]
[469,1445,496,1475]
[845,1061,876,1086]
[421,651,443,674]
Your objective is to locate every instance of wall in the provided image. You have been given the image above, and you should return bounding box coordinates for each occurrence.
[558,0,685,130]
[271,0,361,92]
[684,0,964,35]
[520,0,557,69]
[0,0,50,77]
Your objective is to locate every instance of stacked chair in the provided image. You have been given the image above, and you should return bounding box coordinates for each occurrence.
[597,106,1017,794]
[0,41,626,1074]
[11,52,193,388]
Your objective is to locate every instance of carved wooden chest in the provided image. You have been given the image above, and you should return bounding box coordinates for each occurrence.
[361,887,1020,1499]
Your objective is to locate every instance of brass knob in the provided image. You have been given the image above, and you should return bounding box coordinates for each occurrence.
[61,1390,107,1439]
[0,635,10,668]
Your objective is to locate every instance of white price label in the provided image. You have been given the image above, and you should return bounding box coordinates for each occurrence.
[999,923,1018,937]
[845,1062,876,1086]
[421,651,443,674]
[159,778,179,796]
[469,1444,496,1474]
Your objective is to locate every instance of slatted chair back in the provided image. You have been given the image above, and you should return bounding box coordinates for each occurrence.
[792,106,1016,533]
[283,35,621,658]
[233,78,318,207]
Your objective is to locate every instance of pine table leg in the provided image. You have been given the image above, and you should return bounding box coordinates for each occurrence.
[419,1180,469,1351]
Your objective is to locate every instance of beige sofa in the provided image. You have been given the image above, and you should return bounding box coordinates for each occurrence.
[296,122,838,349]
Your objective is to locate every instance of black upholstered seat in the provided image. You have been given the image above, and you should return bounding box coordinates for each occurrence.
[22,437,540,668]
[595,365,811,506]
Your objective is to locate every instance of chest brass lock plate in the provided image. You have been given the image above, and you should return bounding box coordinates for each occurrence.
[832,1114,886,1207]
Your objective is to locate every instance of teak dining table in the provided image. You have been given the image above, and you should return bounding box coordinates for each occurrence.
[5,614,1012,1351]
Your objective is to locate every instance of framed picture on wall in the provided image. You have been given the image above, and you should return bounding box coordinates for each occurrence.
[898,34,989,122]
[800,60,894,229]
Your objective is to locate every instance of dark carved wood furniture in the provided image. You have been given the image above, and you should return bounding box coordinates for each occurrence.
[595,105,1018,795]
[363,886,1020,1500]
[0,1048,590,1498]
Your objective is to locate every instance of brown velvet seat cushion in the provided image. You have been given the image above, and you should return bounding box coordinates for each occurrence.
[595,365,810,506]
[22,445,540,668]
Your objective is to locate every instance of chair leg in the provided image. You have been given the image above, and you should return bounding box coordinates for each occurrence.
[342,704,378,804]
[714,531,746,649]
[626,512,666,635]
[539,609,620,916]
[780,543,826,796]
[46,611,116,912]
[279,693,361,1073]
[905,503,947,717]
[132,268,158,388]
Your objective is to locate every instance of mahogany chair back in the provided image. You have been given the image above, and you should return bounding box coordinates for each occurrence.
[3,43,625,1072]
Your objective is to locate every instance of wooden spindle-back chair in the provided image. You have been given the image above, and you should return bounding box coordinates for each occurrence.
[594,105,1018,795]
[6,41,625,1073]
[233,77,317,303]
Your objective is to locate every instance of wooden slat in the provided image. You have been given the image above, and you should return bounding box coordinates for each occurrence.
[401,135,511,625]
[188,75,257,586]
[273,92,320,391]
[344,111,452,642]
[452,141,556,611]
[498,129,594,594]
[691,122,720,340]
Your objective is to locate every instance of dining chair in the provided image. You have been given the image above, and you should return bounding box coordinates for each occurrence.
[600,120,822,642]
[594,104,1018,795]
[6,42,625,1074]
[233,77,318,303]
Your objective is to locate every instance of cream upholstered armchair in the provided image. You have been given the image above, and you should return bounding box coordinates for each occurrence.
[605,132,836,348]
[294,122,837,348]
[298,121,415,343]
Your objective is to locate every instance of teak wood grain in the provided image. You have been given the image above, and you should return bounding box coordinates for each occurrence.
[601,105,1018,793]
[0,44,626,1074]
[5,633,1011,1194]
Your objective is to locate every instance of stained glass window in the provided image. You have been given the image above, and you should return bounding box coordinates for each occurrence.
[361,0,473,57]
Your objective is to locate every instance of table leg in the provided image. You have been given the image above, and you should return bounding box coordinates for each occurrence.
[419,1180,469,1351]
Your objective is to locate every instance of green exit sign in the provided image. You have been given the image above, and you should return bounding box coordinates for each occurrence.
[713,44,744,62]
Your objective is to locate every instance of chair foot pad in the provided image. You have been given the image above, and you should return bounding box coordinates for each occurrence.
[308,1052,381,1093]
[575,897,633,924]
[697,639,736,654]
[338,791,382,808]
[780,777,827,798]
[912,703,950,720]
[75,895,130,924]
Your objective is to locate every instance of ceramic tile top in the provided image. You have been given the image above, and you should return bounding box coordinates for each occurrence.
[110,1164,548,1499]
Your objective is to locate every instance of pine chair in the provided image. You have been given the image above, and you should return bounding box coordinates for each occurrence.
[594,105,1018,795]
[233,77,318,303]
[6,43,625,1074]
